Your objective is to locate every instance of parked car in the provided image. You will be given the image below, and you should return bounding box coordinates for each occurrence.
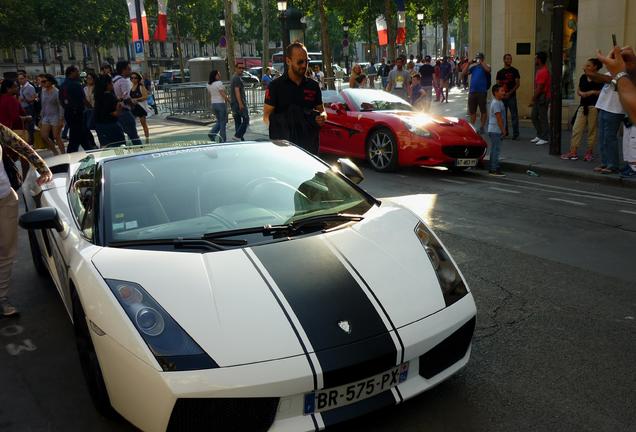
[240,70,260,86]
[157,69,190,88]
[19,137,476,432]
[320,88,488,172]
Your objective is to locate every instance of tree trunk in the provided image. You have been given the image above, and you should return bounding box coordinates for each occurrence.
[442,0,449,56]
[224,0,236,79]
[384,0,395,61]
[39,42,47,73]
[262,0,269,69]
[317,0,334,89]
[174,13,186,81]
[95,43,102,70]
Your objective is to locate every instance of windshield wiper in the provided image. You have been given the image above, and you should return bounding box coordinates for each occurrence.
[108,237,246,251]
[202,213,364,240]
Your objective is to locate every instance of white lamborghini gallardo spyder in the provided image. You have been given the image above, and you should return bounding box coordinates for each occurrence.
[19,138,476,431]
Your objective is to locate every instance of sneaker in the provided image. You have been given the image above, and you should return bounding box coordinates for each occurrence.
[600,167,618,174]
[535,139,549,145]
[593,165,607,172]
[531,137,540,143]
[489,170,506,177]
[583,152,594,162]
[512,134,519,140]
[620,168,636,178]
[0,298,19,317]
[560,152,578,160]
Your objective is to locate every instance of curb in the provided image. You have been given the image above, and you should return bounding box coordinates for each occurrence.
[493,159,636,188]
[165,115,214,126]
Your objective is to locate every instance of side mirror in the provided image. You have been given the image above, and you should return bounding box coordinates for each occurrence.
[330,103,345,114]
[19,207,64,232]
[336,158,364,184]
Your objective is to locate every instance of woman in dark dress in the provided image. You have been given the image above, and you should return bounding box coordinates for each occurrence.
[130,72,149,142]
[94,75,125,147]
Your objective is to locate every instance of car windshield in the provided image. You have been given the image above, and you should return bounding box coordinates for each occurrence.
[102,140,374,245]
[346,89,413,112]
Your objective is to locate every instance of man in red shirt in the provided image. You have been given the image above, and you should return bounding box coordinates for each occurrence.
[530,52,551,145]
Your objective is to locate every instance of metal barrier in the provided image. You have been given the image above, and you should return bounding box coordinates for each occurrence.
[156,81,265,116]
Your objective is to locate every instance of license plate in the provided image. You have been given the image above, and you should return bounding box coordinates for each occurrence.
[455,158,478,167]
[303,363,409,415]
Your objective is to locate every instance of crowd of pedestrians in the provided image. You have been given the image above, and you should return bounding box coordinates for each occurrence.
[0,61,154,153]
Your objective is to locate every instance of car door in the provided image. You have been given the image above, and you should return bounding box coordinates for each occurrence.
[320,93,355,156]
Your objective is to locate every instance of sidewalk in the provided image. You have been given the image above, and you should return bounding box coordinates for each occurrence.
[429,88,634,187]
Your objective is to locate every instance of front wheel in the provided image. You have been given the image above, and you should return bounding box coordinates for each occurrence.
[72,290,115,418]
[27,230,48,277]
[367,128,399,172]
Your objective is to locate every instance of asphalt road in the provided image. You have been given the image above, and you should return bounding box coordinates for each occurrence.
[1,165,635,432]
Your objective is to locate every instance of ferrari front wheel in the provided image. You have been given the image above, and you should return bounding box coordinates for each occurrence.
[72,289,115,418]
[367,128,399,172]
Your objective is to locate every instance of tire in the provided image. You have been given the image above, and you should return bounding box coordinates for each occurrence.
[27,230,48,277]
[367,127,399,172]
[72,289,116,418]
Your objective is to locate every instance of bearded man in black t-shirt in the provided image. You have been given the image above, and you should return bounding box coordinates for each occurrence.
[263,42,326,155]
[495,53,521,139]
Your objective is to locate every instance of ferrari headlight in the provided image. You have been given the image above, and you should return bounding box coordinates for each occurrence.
[106,279,218,371]
[403,120,432,137]
[415,222,468,306]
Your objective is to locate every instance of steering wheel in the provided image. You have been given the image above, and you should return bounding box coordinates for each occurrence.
[241,177,310,210]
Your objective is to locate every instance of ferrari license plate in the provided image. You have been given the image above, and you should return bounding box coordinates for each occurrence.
[455,158,478,167]
[303,363,409,415]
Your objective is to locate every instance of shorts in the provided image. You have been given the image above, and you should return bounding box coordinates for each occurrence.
[468,92,487,114]
[40,116,61,126]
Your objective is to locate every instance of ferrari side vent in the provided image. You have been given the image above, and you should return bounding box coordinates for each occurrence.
[167,397,279,432]
[442,146,486,159]
[418,316,476,379]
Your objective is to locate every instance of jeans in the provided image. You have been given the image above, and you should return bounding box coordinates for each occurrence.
[66,111,96,153]
[381,76,388,89]
[231,103,249,139]
[488,132,502,171]
[531,95,550,141]
[95,122,126,147]
[597,109,623,170]
[117,109,142,146]
[503,94,519,137]
[209,103,228,142]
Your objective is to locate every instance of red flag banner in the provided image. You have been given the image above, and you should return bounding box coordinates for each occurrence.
[153,0,168,41]
[396,11,406,45]
[127,0,150,42]
[376,15,388,46]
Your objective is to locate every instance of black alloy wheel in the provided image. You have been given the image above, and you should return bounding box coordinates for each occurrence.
[367,127,399,172]
[72,289,115,418]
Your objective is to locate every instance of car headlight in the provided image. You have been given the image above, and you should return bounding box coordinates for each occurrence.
[106,279,218,371]
[414,222,468,306]
[403,120,432,137]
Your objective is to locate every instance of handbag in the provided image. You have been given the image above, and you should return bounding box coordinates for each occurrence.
[2,147,23,190]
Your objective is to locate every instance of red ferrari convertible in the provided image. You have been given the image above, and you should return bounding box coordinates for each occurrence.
[320,89,487,172]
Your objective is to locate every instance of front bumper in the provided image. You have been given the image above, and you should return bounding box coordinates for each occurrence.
[397,131,487,167]
[92,293,477,432]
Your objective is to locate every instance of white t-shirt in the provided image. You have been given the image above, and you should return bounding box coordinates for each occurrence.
[595,72,624,114]
[207,81,225,104]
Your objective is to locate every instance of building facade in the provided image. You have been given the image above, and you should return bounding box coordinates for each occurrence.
[469,0,636,118]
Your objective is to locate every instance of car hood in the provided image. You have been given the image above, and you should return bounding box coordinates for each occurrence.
[381,111,484,142]
[91,202,446,367]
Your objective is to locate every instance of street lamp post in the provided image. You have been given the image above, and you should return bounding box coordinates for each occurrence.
[277,1,288,72]
[343,23,349,75]
[417,12,424,58]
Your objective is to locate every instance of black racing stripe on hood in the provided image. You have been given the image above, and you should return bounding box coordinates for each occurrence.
[252,236,397,389]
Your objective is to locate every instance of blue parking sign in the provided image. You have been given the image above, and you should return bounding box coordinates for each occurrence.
[134,40,144,55]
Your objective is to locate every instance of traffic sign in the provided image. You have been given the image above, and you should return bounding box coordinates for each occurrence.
[134,40,144,61]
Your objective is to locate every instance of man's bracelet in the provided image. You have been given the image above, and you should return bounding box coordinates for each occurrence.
[611,71,630,91]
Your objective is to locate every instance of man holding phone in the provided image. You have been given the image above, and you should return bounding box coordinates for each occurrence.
[263,42,326,155]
